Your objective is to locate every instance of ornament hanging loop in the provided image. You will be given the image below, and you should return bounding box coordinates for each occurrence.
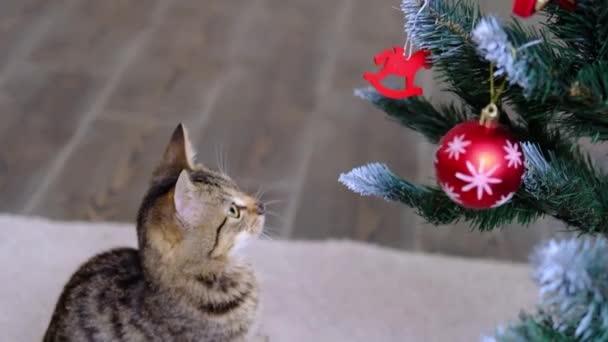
[403,0,429,58]
[480,63,504,127]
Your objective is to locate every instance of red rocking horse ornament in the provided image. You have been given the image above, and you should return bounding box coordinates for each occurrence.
[363,46,431,99]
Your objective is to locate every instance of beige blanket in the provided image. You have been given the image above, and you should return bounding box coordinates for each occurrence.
[0,214,536,341]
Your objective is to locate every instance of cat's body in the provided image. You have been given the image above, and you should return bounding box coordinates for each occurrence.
[44,124,267,342]
[44,248,258,341]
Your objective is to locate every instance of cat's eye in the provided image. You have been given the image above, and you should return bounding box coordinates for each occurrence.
[228,204,241,219]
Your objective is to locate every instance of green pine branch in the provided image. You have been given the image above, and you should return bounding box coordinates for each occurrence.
[354,87,472,144]
[403,0,565,134]
[543,0,608,64]
[520,144,608,234]
[342,1,608,339]
[557,62,608,140]
[346,0,608,232]
[489,313,572,342]
[350,89,608,234]
[405,185,543,232]
[339,162,543,231]
[404,0,608,141]
[341,154,608,233]
[403,0,493,111]
[503,20,566,103]
[489,236,608,341]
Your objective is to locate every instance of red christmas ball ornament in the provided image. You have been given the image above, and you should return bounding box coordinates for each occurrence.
[434,120,525,209]
[512,0,576,18]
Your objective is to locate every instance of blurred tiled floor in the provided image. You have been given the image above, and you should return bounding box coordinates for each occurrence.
[0,0,563,261]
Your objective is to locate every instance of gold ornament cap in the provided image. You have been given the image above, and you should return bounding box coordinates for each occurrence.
[479,103,499,128]
[535,0,551,11]
[536,0,576,11]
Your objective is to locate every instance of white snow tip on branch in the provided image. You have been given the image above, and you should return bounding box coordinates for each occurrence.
[339,163,396,199]
[354,87,382,102]
[521,142,550,196]
[531,236,608,339]
[522,142,550,174]
[472,16,532,93]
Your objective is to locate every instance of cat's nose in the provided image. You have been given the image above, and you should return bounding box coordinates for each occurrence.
[256,202,265,215]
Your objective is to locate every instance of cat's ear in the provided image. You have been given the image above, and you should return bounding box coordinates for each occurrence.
[152,123,197,181]
[174,169,198,222]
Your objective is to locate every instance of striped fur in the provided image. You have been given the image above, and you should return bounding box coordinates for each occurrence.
[44,124,267,342]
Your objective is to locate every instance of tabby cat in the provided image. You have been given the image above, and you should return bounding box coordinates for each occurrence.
[44,124,267,342]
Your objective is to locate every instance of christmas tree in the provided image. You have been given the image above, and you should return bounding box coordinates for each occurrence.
[339,0,608,340]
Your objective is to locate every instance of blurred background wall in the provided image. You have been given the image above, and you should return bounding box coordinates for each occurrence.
[0,0,565,262]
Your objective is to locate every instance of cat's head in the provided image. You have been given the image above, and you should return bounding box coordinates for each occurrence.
[137,124,265,271]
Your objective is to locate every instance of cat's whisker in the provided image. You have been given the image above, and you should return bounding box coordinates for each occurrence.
[262,199,284,206]
[259,227,281,240]
[215,145,223,174]
[222,147,229,175]
[254,186,267,201]
[215,144,229,175]
[266,227,280,236]
[264,225,283,237]
[264,210,281,218]
[259,232,274,241]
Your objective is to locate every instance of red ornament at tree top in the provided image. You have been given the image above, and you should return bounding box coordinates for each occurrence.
[363,46,431,99]
[434,107,525,209]
[512,0,576,17]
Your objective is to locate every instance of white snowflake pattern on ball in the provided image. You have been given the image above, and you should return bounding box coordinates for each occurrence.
[444,134,471,160]
[491,192,515,208]
[503,140,523,168]
[455,160,503,200]
[440,182,462,204]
